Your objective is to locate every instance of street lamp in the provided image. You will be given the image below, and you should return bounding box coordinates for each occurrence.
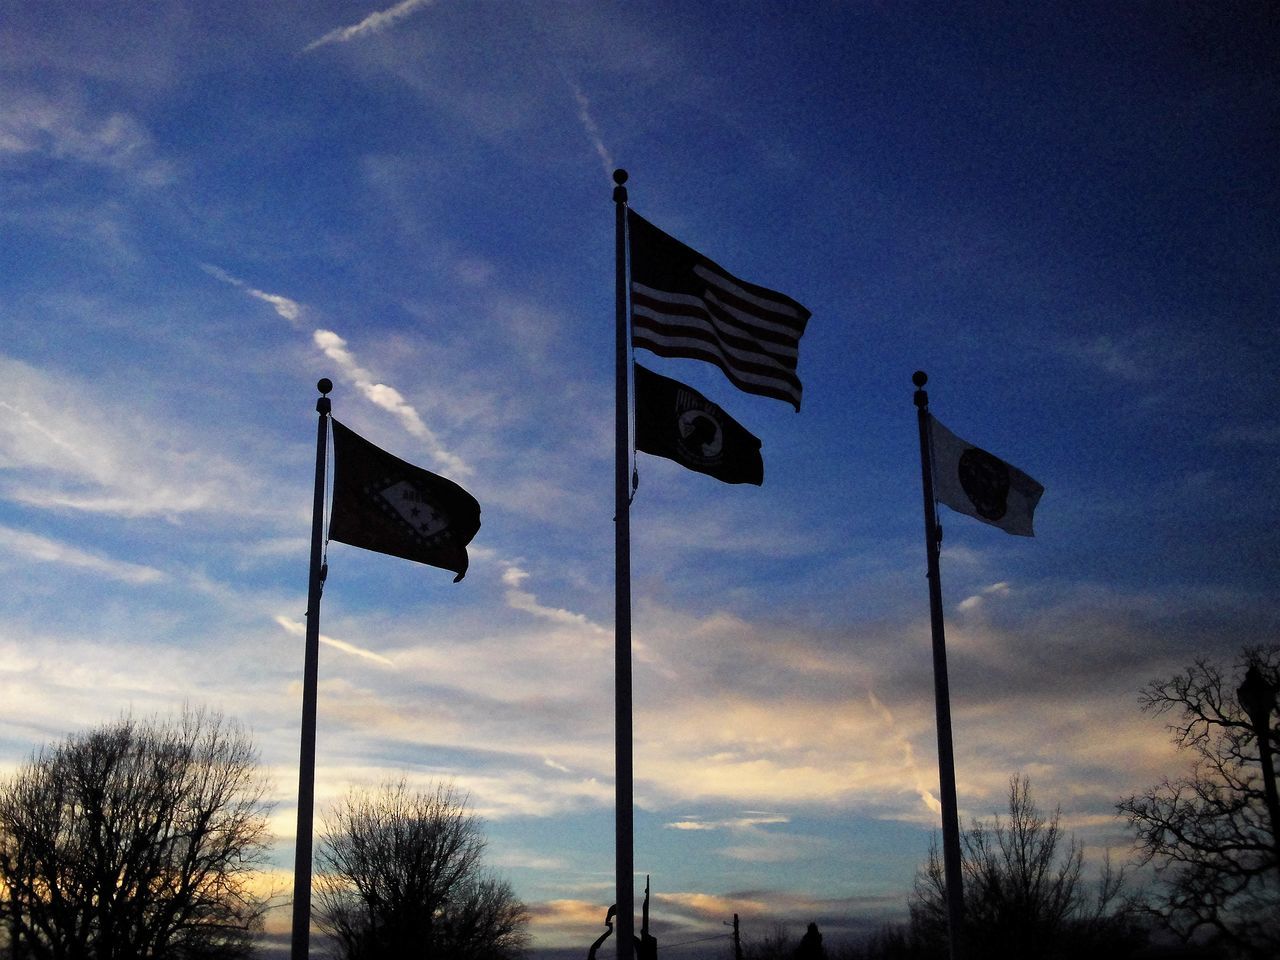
[1237,664,1280,863]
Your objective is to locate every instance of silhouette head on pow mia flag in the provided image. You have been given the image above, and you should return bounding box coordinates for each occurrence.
[634,363,763,485]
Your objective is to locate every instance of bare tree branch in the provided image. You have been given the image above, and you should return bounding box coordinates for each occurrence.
[0,708,271,960]
[1117,645,1280,958]
[314,779,529,960]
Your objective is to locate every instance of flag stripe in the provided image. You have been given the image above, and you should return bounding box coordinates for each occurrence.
[631,324,802,407]
[692,265,808,331]
[632,285,799,363]
[634,283,802,358]
[702,288,804,351]
[631,306,802,389]
[627,210,808,410]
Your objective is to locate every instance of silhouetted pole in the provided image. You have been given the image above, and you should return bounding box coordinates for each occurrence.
[613,167,636,960]
[912,371,966,960]
[1237,665,1280,865]
[290,378,332,960]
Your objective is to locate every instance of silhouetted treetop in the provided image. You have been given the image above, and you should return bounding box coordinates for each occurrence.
[0,708,271,960]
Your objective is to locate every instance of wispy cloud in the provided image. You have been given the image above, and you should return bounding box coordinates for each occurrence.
[201,264,303,326]
[273,615,395,667]
[0,524,165,584]
[527,898,616,934]
[867,691,941,816]
[313,330,470,477]
[0,91,173,186]
[659,890,769,921]
[303,0,438,53]
[0,356,262,520]
[566,79,615,182]
[1214,422,1280,446]
[201,266,468,477]
[665,813,789,831]
[501,564,607,633]
[957,580,1011,613]
[1060,332,1163,383]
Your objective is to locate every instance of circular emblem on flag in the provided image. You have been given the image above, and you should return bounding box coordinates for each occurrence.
[675,408,723,465]
[958,447,1010,521]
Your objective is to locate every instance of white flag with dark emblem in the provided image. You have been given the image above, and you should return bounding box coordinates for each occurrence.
[929,416,1044,537]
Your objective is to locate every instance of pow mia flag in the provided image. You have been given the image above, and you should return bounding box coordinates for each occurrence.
[328,419,481,581]
[929,416,1044,537]
[634,363,763,485]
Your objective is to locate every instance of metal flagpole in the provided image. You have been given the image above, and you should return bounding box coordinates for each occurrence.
[290,377,332,960]
[912,371,966,960]
[612,168,636,960]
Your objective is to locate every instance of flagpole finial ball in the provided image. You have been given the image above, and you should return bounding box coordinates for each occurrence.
[613,169,628,185]
[913,371,928,387]
[317,378,333,395]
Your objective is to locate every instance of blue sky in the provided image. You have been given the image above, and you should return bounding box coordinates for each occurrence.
[1,1,1277,955]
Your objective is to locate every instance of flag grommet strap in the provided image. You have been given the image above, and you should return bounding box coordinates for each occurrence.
[328,419,481,580]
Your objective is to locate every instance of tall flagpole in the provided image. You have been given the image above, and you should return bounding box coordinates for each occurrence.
[290,377,332,960]
[612,168,635,960]
[912,371,966,960]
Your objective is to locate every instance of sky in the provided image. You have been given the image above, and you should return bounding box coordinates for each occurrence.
[1,1,1278,956]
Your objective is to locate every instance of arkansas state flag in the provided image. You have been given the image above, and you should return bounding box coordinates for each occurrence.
[929,416,1044,537]
[634,364,763,485]
[328,419,481,581]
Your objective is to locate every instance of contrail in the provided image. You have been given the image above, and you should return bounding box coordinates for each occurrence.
[313,330,471,477]
[524,1,617,185]
[203,264,469,477]
[868,689,942,815]
[303,0,437,53]
[303,0,618,184]
[567,79,616,182]
[274,615,395,667]
[201,263,303,326]
[500,563,608,634]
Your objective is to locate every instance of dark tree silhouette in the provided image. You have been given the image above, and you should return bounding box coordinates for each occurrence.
[0,709,270,960]
[740,921,797,960]
[910,775,1137,959]
[313,780,528,960]
[1118,646,1280,957]
[794,922,826,960]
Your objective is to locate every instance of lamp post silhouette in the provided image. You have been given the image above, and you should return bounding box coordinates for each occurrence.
[1236,664,1280,864]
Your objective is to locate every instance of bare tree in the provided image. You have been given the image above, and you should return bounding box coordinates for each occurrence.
[0,709,271,960]
[910,775,1135,959]
[740,921,796,960]
[313,780,529,960]
[1118,646,1280,957]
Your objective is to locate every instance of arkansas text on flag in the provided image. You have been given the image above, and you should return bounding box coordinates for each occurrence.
[328,419,481,581]
[628,210,809,411]
[929,416,1044,537]
[634,364,763,485]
